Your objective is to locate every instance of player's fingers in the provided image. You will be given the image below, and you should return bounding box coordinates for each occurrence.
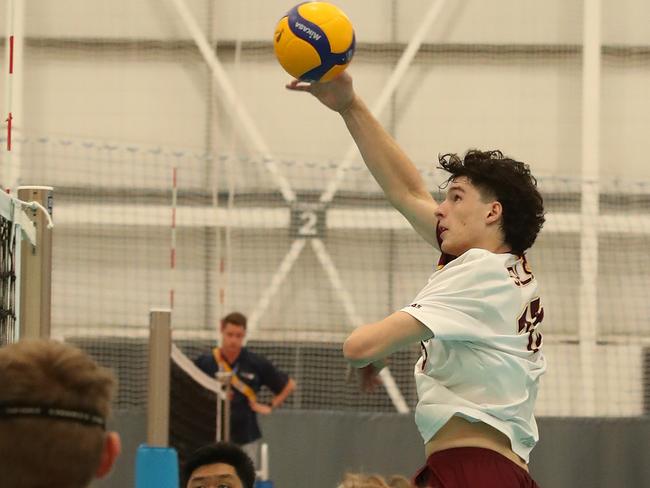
[285,84,311,92]
[285,79,312,92]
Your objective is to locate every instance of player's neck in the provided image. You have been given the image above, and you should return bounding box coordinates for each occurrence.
[492,242,512,254]
[221,347,242,363]
[474,233,511,255]
[486,228,511,254]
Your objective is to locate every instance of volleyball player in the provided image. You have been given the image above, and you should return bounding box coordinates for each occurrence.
[288,72,545,487]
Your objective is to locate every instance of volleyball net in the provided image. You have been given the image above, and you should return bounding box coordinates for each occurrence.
[33,134,648,419]
[0,189,40,345]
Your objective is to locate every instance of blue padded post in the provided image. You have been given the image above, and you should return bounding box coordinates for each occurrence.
[135,444,179,488]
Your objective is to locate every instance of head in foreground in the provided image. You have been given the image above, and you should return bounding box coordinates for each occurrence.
[183,442,256,488]
[0,339,120,488]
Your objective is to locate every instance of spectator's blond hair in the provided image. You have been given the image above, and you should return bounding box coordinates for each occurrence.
[0,339,116,488]
[387,475,413,488]
[338,473,389,488]
[338,473,413,488]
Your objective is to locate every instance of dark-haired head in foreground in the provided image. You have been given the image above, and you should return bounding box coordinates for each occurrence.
[183,442,256,488]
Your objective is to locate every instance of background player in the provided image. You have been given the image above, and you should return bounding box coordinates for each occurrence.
[287,72,546,487]
[195,312,296,467]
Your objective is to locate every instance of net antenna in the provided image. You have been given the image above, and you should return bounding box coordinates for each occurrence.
[0,188,40,345]
[164,0,449,415]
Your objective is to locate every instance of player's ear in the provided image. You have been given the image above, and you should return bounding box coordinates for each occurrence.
[486,201,503,224]
[95,431,121,478]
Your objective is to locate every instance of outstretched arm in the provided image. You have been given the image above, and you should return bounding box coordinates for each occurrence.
[343,311,432,368]
[287,73,440,247]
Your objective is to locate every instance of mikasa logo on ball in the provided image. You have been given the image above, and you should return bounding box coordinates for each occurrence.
[294,21,322,41]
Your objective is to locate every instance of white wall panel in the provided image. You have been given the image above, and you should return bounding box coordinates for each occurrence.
[603,0,650,44]
[0,0,6,37]
[12,1,650,182]
[601,62,650,180]
[211,0,394,44]
[16,0,650,46]
[394,56,583,178]
[23,48,208,149]
[397,0,584,45]
[218,57,390,159]
[19,51,650,185]
[25,0,209,39]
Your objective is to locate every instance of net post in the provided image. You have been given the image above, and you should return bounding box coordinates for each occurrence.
[148,308,172,446]
[215,371,232,442]
[17,186,53,339]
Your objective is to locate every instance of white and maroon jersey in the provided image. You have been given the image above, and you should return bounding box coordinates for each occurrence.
[401,248,546,462]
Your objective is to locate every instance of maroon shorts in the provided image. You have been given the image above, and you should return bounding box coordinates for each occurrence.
[412,447,540,488]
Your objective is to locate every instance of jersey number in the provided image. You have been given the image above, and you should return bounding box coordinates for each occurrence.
[518,297,544,352]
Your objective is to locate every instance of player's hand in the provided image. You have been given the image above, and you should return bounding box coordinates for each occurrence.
[249,400,273,415]
[285,72,355,114]
[359,360,386,393]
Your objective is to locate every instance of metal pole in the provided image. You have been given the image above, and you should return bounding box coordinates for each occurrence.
[147,309,172,446]
[579,0,601,417]
[18,186,53,339]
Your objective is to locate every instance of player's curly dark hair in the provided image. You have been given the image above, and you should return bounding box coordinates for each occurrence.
[438,150,545,255]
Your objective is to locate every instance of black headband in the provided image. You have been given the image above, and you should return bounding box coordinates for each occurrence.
[0,404,106,429]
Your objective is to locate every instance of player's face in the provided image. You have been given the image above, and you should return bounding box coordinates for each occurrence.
[220,323,246,353]
[187,462,243,488]
[434,177,498,256]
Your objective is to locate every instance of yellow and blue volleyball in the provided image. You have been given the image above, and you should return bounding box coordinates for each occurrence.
[273,2,355,83]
